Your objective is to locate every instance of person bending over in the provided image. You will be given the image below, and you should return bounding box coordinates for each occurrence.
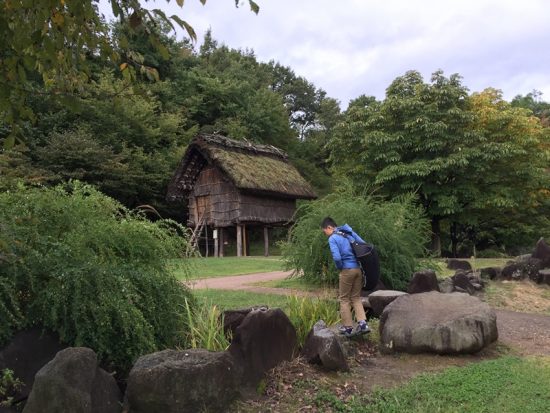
[321,217,370,336]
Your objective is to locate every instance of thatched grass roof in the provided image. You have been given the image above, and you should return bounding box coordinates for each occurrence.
[167,134,317,201]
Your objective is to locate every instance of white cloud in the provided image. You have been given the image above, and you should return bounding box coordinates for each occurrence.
[99,0,550,106]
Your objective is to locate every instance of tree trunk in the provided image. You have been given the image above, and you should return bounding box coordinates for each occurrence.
[431,218,441,256]
[450,221,458,258]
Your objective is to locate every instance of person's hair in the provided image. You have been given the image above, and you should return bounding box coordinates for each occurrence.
[320,217,337,229]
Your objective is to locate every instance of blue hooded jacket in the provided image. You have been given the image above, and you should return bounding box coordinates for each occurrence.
[328,224,366,270]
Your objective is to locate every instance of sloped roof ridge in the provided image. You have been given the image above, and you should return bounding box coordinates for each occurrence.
[196,133,288,160]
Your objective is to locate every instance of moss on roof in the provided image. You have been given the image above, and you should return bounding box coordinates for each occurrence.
[167,134,317,200]
[208,146,316,199]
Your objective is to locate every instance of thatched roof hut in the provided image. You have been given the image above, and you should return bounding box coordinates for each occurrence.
[167,134,316,256]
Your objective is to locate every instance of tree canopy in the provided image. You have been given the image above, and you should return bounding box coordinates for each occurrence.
[1,2,549,256]
[0,0,259,146]
[330,70,550,254]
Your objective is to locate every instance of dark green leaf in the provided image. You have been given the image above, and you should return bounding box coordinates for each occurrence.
[249,0,260,14]
[3,134,15,149]
[170,15,197,42]
[152,9,175,32]
[129,11,142,29]
[111,1,122,17]
[149,35,170,60]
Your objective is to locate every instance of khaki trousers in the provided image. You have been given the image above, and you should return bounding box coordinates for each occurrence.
[338,268,366,326]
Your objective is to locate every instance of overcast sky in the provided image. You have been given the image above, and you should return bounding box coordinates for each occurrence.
[100,0,550,108]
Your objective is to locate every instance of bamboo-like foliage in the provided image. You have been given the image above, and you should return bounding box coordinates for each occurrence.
[0,182,194,372]
[281,186,431,291]
[183,297,230,352]
[285,295,340,348]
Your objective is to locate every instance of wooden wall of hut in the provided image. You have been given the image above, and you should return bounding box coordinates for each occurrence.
[188,165,297,228]
[236,193,296,225]
[188,165,240,227]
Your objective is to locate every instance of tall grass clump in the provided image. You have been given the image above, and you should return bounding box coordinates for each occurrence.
[286,295,339,347]
[281,187,431,290]
[182,297,230,351]
[0,182,194,372]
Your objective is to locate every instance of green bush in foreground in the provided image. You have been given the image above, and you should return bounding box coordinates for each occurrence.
[313,356,550,413]
[0,182,194,372]
[282,188,431,290]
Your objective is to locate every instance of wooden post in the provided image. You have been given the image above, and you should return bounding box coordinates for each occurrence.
[214,228,219,258]
[205,225,209,257]
[243,224,247,257]
[219,227,224,257]
[236,225,242,257]
[264,226,269,257]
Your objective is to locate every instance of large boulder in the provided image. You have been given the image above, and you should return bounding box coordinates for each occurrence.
[125,349,238,413]
[446,259,472,271]
[23,347,121,413]
[451,272,477,295]
[368,290,408,317]
[532,237,550,267]
[439,272,484,295]
[229,307,297,386]
[0,327,66,401]
[480,267,501,280]
[222,306,266,337]
[380,292,498,355]
[407,270,440,294]
[538,269,550,285]
[302,321,349,372]
[501,258,543,282]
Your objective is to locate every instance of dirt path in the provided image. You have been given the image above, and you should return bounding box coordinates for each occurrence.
[494,308,550,355]
[185,271,319,296]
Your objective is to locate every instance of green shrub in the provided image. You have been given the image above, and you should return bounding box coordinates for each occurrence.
[0,368,23,407]
[285,295,339,347]
[0,182,194,372]
[281,188,431,290]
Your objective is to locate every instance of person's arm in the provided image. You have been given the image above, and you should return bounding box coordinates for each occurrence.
[328,235,343,269]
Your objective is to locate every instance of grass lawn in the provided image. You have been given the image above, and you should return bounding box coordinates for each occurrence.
[254,276,333,292]
[312,356,550,413]
[192,289,289,310]
[170,256,284,280]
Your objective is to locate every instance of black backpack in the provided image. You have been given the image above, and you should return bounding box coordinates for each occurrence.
[336,230,380,290]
